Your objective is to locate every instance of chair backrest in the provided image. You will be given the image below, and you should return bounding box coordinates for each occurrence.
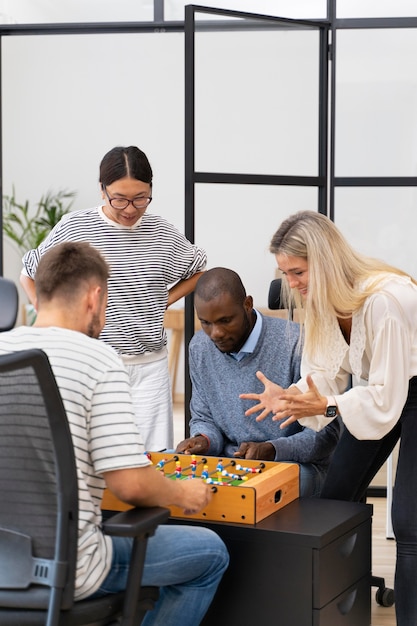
[0,349,78,620]
[0,277,19,331]
[267,279,304,323]
[268,278,283,310]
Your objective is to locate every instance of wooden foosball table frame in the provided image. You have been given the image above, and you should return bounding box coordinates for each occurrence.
[102,452,299,524]
[101,453,372,625]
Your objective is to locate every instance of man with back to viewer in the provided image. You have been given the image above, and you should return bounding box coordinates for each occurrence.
[0,241,228,626]
[176,267,341,497]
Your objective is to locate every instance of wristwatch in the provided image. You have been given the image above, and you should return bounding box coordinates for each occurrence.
[324,396,338,418]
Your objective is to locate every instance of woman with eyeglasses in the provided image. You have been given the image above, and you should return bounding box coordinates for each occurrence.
[20,145,207,452]
[241,210,417,626]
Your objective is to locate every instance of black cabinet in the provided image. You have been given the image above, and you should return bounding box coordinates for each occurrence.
[175,498,372,626]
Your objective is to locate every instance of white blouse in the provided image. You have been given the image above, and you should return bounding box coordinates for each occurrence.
[296,275,417,440]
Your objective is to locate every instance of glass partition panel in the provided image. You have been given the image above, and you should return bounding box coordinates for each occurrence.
[335,28,417,177]
[337,0,417,18]
[0,0,154,23]
[195,27,320,176]
[334,187,417,278]
[167,1,327,21]
[195,183,318,307]
[2,32,184,217]
[2,29,189,303]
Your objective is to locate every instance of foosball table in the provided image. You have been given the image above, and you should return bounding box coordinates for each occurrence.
[101,451,300,524]
[102,452,372,626]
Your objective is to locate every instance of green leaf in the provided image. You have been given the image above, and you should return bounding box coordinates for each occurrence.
[2,186,76,255]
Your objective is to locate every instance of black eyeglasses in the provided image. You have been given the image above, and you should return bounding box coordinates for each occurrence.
[103,186,152,210]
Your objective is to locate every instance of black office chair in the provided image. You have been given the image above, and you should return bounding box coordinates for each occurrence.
[0,348,169,625]
[268,278,288,315]
[0,276,19,331]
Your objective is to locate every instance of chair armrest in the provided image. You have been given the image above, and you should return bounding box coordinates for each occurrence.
[102,506,170,538]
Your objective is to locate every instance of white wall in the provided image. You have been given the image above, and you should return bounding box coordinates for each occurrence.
[2,1,417,394]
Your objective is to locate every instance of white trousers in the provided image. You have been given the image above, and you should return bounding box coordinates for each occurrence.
[123,353,173,452]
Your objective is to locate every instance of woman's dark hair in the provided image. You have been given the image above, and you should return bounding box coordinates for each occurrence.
[99,146,153,186]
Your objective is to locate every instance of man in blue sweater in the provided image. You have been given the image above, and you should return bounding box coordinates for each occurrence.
[176,267,341,497]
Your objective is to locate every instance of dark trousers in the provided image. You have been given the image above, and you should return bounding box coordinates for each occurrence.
[320,377,417,626]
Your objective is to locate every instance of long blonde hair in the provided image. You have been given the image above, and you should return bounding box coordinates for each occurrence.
[270,211,416,358]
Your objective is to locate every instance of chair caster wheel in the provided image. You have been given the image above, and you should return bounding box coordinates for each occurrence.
[375,586,395,607]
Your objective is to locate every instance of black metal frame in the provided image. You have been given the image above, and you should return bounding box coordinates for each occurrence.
[184,4,330,431]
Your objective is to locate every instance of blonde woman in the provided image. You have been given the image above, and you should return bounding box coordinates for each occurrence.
[242,210,417,626]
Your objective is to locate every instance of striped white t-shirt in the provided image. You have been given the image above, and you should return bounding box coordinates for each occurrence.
[0,326,150,600]
[22,207,207,356]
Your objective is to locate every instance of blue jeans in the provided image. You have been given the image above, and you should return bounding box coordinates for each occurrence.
[298,462,327,498]
[92,524,229,626]
[320,376,417,626]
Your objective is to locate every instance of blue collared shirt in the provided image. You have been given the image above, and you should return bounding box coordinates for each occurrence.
[229,309,262,361]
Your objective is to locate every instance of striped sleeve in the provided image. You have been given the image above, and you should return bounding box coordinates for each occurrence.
[21,208,207,355]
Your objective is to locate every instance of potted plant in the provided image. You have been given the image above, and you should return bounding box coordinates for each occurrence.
[3,186,76,255]
[3,186,76,324]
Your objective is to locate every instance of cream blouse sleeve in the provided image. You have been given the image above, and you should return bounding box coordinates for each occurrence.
[297,287,414,440]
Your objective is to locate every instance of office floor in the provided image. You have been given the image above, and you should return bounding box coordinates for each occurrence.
[173,403,397,626]
[369,496,396,626]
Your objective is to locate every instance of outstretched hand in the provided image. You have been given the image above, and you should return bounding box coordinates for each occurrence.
[273,374,327,428]
[240,372,327,429]
[239,371,286,422]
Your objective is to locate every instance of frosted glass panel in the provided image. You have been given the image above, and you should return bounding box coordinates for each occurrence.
[0,0,153,23]
[195,29,320,176]
[166,1,327,20]
[195,184,318,307]
[2,33,185,220]
[337,0,417,18]
[335,29,417,177]
[334,188,417,279]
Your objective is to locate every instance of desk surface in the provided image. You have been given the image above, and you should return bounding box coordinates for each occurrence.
[171,498,372,548]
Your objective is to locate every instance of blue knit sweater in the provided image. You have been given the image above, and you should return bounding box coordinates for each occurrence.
[189,313,340,468]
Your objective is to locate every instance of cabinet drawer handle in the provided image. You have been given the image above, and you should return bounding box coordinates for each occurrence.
[337,588,357,615]
[339,533,358,558]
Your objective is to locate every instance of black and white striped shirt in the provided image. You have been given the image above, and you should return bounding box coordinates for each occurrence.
[0,326,150,600]
[22,207,207,355]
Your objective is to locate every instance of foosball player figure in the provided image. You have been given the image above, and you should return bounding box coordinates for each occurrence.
[190,455,197,478]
